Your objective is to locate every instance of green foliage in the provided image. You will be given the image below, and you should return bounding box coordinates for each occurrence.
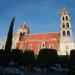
[68,50,75,74]
[0,50,9,67]
[69,50,75,69]
[37,48,58,68]
[23,49,35,66]
[11,49,23,64]
[58,55,69,65]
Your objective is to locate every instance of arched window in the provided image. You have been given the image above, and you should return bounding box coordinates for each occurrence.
[38,43,45,51]
[49,45,54,49]
[66,23,69,28]
[63,31,66,36]
[62,23,65,28]
[41,41,45,49]
[19,33,25,41]
[67,31,70,36]
[66,16,68,20]
[43,43,45,47]
[42,43,45,48]
[62,16,64,21]
[28,44,32,50]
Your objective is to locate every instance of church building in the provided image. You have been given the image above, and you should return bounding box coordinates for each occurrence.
[0,8,75,55]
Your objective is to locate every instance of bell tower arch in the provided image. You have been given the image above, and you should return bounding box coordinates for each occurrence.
[59,8,75,55]
[60,8,73,39]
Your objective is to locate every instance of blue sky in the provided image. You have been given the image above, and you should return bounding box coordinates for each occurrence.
[0,0,75,42]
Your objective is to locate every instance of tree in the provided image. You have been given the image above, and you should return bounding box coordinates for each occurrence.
[0,50,7,67]
[11,49,23,67]
[58,55,69,68]
[23,49,35,72]
[3,17,15,66]
[68,50,75,75]
[5,17,15,53]
[37,48,58,74]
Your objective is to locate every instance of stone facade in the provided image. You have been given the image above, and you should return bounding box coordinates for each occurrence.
[58,8,75,55]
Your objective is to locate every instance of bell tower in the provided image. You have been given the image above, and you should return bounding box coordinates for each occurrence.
[59,8,75,55]
[60,8,73,41]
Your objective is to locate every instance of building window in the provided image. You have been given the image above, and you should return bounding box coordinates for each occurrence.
[62,23,65,28]
[49,45,54,49]
[41,41,45,49]
[66,16,68,20]
[66,23,69,28]
[42,43,45,48]
[28,44,32,50]
[67,31,70,36]
[19,38,25,41]
[38,42,45,50]
[62,16,64,21]
[63,31,66,36]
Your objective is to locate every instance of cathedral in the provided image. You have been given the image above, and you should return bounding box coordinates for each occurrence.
[0,8,75,55]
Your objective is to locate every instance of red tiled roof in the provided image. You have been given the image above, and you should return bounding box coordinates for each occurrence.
[16,32,59,54]
[21,32,59,41]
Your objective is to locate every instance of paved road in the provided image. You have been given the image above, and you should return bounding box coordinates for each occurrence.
[24,72,68,75]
